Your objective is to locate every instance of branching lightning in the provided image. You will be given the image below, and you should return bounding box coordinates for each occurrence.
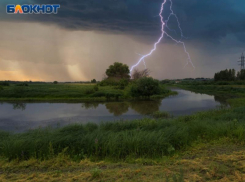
[130,0,195,73]
[136,52,147,69]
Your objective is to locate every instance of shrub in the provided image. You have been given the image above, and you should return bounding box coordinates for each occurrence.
[117,79,129,89]
[99,77,121,86]
[130,77,161,98]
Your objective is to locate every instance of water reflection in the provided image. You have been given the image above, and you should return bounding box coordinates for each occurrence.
[105,102,129,116]
[9,94,228,117]
[0,89,229,132]
[13,103,26,110]
[81,101,161,116]
[130,100,161,115]
[214,95,229,106]
[81,102,99,109]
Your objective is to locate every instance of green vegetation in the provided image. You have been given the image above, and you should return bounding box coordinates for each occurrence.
[2,140,245,182]
[151,111,171,119]
[214,69,236,81]
[214,68,245,82]
[3,62,245,181]
[2,81,245,181]
[130,77,161,98]
[0,81,10,86]
[1,98,245,161]
[106,62,130,79]
[91,79,97,83]
[0,63,175,101]
[237,69,245,80]
[0,80,175,101]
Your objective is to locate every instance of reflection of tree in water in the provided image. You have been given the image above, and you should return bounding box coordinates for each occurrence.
[129,100,161,115]
[214,95,229,106]
[81,102,99,109]
[81,100,162,116]
[105,102,129,116]
[13,103,26,111]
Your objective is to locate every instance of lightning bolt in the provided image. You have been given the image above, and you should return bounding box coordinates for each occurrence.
[165,0,188,40]
[130,0,195,73]
[136,52,147,69]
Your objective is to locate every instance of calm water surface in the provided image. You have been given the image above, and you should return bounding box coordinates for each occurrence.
[0,89,226,132]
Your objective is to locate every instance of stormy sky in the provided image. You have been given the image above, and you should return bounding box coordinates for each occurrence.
[0,0,244,81]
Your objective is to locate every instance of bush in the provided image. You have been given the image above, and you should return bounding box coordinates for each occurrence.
[130,77,161,98]
[117,79,129,89]
[99,77,122,86]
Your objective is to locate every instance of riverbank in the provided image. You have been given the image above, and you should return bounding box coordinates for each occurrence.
[1,84,245,181]
[0,83,177,102]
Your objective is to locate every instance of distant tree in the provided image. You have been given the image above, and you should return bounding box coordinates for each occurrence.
[214,69,236,81]
[106,62,130,79]
[91,79,97,83]
[132,69,150,80]
[53,81,58,84]
[237,70,245,80]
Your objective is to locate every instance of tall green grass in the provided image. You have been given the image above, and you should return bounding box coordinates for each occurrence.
[1,105,245,161]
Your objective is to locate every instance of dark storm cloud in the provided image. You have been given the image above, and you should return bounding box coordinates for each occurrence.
[1,0,245,43]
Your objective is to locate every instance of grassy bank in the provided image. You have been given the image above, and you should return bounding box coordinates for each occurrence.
[1,97,245,161]
[1,139,245,181]
[0,83,176,101]
[2,83,245,181]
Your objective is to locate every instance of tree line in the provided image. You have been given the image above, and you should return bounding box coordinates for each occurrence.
[214,69,245,81]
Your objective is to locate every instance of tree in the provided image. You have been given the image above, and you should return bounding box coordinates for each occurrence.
[130,77,161,98]
[106,62,130,79]
[53,81,58,84]
[214,69,236,81]
[237,70,245,80]
[132,69,150,80]
[91,79,97,83]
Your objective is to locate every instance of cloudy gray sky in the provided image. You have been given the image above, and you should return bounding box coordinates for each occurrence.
[0,0,244,81]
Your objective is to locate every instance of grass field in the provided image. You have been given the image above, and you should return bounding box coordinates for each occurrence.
[1,139,245,182]
[1,82,245,181]
[0,83,176,101]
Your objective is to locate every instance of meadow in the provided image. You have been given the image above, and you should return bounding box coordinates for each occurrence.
[1,81,245,181]
[0,82,175,101]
